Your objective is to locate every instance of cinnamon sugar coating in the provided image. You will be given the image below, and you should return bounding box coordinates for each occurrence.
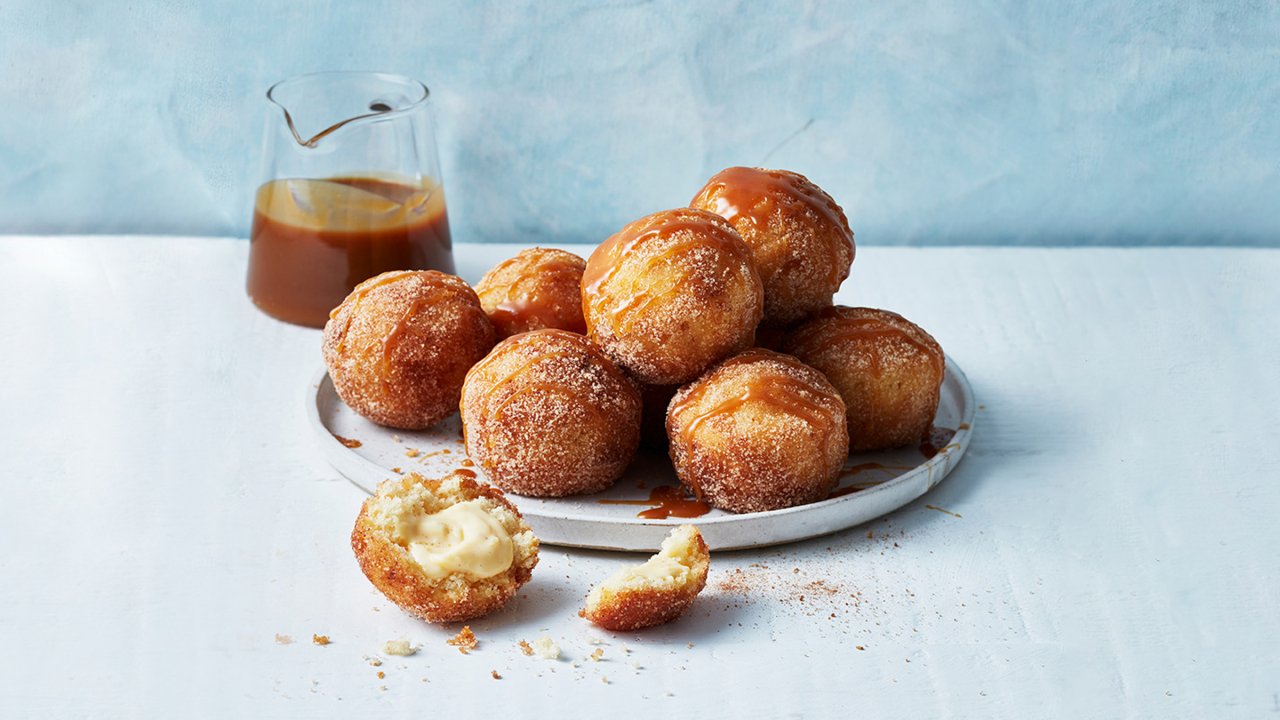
[783,306,944,451]
[323,270,494,429]
[582,208,763,385]
[666,349,848,513]
[474,248,587,339]
[690,167,854,327]
[460,329,641,497]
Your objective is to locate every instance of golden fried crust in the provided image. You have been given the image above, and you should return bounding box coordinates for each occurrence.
[690,166,854,327]
[460,329,641,497]
[474,248,587,339]
[783,306,944,451]
[350,472,539,624]
[323,270,495,430]
[582,208,764,385]
[580,528,710,632]
[666,349,849,514]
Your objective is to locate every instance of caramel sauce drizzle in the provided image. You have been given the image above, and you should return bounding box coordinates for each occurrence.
[378,286,460,387]
[331,271,415,354]
[490,255,586,333]
[582,210,760,344]
[827,462,913,498]
[598,485,710,520]
[919,426,958,459]
[697,166,852,286]
[668,350,832,445]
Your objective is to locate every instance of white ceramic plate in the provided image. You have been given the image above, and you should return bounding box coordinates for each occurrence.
[308,358,974,551]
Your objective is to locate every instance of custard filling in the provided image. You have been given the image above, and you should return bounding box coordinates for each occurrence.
[405,500,514,579]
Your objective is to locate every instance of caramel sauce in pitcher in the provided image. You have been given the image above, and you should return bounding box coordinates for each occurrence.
[247,175,454,327]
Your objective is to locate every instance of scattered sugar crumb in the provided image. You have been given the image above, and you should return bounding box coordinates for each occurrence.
[589,648,604,662]
[383,639,417,656]
[447,626,478,654]
[686,642,694,649]
[312,634,330,646]
[532,636,560,660]
[368,658,383,667]
[405,448,420,458]
[517,640,534,656]
[274,634,293,645]
[376,671,385,679]
[601,676,610,684]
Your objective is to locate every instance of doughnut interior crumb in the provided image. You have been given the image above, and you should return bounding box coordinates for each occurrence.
[312,634,331,646]
[532,636,560,659]
[447,626,478,654]
[382,639,417,656]
[274,634,293,645]
[580,525,710,631]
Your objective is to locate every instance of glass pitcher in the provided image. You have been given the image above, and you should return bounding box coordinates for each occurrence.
[246,71,455,328]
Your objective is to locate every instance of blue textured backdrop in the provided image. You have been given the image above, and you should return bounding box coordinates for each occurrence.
[1,1,1277,245]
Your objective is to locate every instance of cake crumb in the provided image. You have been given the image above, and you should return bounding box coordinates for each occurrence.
[377,671,385,679]
[491,670,502,680]
[383,639,417,656]
[686,642,694,649]
[274,634,293,645]
[856,646,866,651]
[391,467,403,474]
[517,640,534,656]
[447,626,478,654]
[405,447,420,458]
[589,648,604,662]
[368,658,383,667]
[602,676,610,684]
[312,634,330,646]
[532,636,560,660]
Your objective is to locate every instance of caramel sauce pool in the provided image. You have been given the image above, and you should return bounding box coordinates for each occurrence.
[599,485,710,520]
[247,176,454,328]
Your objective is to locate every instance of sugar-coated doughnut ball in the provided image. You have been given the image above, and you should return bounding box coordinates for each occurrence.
[783,306,944,452]
[474,248,587,339]
[351,471,539,623]
[323,270,494,429]
[690,167,854,327]
[460,329,641,497]
[582,208,763,385]
[666,349,848,513]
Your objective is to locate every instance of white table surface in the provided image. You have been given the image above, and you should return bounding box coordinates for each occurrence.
[2,236,1277,719]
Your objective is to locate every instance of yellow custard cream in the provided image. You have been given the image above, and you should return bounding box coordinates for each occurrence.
[406,500,514,579]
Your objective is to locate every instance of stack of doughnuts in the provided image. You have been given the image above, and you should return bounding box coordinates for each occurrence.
[323,166,946,515]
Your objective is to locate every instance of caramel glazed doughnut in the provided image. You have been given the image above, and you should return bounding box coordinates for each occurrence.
[582,207,764,386]
[460,329,642,497]
[474,247,587,339]
[690,166,854,327]
[323,270,494,429]
[784,306,945,452]
[666,348,849,514]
